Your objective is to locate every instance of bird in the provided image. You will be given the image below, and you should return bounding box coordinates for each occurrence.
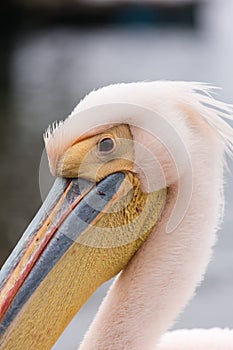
[0,81,233,350]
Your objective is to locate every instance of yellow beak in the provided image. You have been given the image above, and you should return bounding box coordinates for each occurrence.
[0,172,166,350]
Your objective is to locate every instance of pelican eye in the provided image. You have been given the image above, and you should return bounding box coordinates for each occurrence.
[98,137,116,154]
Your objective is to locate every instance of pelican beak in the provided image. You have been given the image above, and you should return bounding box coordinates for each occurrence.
[0,172,166,350]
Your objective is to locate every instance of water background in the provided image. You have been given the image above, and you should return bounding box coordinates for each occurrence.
[0,1,233,349]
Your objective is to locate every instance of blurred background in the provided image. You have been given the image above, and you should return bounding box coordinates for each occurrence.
[0,0,233,349]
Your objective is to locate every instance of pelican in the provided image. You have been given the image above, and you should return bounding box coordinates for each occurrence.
[0,81,233,349]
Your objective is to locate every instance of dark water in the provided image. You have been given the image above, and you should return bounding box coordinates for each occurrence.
[0,1,233,349]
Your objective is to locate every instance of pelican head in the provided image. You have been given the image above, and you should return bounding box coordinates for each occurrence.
[1,81,232,350]
[0,82,172,349]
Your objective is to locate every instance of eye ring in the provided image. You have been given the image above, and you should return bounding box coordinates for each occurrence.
[98,136,116,154]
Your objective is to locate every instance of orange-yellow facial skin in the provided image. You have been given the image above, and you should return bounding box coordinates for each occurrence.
[0,124,166,350]
[56,125,134,181]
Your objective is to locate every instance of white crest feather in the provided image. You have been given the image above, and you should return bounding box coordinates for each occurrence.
[43,81,233,174]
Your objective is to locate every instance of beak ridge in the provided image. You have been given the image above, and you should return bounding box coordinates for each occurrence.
[0,172,125,337]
